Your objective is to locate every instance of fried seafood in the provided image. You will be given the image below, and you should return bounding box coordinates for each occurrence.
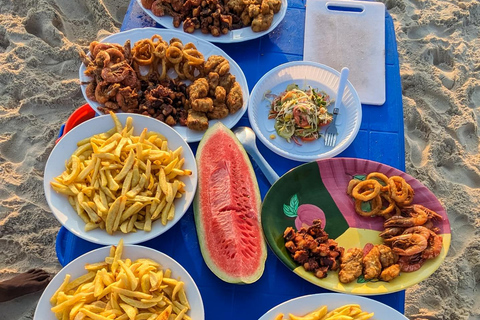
[362,245,382,280]
[379,264,401,282]
[80,35,244,131]
[338,248,363,284]
[283,220,344,279]
[142,0,283,36]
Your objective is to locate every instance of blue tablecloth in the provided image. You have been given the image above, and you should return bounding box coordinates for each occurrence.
[55,0,406,318]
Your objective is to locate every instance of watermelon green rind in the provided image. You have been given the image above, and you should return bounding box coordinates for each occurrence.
[193,122,267,284]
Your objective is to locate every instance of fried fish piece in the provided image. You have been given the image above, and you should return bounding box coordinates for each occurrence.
[363,245,382,280]
[186,109,209,131]
[338,247,364,284]
[226,82,243,113]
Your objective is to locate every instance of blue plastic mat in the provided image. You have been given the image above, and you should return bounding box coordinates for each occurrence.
[56,0,406,318]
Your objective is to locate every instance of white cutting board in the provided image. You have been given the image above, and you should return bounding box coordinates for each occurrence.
[304,0,386,105]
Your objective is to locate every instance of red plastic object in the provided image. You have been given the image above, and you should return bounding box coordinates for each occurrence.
[56,104,96,144]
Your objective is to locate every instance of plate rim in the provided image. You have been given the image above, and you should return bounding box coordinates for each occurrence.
[78,27,250,143]
[33,244,205,320]
[43,113,198,245]
[258,292,408,320]
[248,60,362,162]
[261,157,451,295]
[135,0,288,43]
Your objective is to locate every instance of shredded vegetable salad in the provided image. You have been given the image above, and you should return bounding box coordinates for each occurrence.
[267,84,332,144]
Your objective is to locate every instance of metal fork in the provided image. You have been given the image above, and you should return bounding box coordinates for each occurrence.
[324,67,349,147]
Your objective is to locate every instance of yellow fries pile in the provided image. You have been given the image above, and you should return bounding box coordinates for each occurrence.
[275,304,374,320]
[51,112,192,234]
[50,239,191,320]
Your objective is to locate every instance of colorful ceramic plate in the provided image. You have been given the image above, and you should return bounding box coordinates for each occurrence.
[262,157,451,295]
[248,61,362,162]
[34,245,204,320]
[258,293,408,320]
[44,113,197,245]
[79,27,249,143]
[136,0,287,43]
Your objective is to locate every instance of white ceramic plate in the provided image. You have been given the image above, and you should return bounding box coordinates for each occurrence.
[136,0,287,43]
[248,61,362,162]
[258,293,407,320]
[79,27,249,143]
[44,113,197,245]
[34,245,204,320]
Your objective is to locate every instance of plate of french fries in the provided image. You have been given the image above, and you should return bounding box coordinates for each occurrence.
[44,112,197,245]
[34,239,204,320]
[259,293,407,320]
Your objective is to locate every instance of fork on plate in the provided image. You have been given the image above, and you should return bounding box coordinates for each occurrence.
[324,108,339,147]
[324,67,349,147]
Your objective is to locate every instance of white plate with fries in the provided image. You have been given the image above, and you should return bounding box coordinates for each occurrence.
[44,113,197,245]
[259,293,407,320]
[79,27,250,143]
[34,241,204,320]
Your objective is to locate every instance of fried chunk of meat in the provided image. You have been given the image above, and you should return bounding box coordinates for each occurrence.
[338,247,364,284]
[226,81,243,113]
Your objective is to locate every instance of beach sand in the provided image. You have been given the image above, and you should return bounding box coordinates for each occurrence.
[0,0,478,319]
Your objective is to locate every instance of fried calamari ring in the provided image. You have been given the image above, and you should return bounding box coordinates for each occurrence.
[153,41,168,59]
[174,62,186,79]
[388,176,409,203]
[347,179,362,196]
[183,48,204,65]
[132,39,155,66]
[351,179,382,201]
[183,62,204,81]
[398,183,415,207]
[377,192,396,217]
[166,46,183,64]
[355,195,382,217]
[366,172,390,192]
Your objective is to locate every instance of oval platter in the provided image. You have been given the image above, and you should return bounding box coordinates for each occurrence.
[136,0,288,43]
[79,27,249,143]
[261,157,451,295]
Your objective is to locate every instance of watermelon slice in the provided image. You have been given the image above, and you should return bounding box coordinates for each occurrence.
[194,122,267,284]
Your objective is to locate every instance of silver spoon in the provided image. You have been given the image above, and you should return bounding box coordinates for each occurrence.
[233,127,280,185]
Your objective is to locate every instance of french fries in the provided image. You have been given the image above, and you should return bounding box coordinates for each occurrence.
[51,112,192,234]
[50,239,192,320]
[276,304,374,320]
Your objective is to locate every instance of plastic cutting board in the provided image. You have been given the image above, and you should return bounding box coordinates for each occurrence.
[304,0,386,105]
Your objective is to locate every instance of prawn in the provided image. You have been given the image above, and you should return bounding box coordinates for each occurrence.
[398,254,425,272]
[85,81,97,102]
[384,233,428,256]
[379,227,405,239]
[422,231,443,260]
[402,226,432,240]
[383,204,442,228]
[101,61,130,83]
[116,86,139,111]
[95,81,120,104]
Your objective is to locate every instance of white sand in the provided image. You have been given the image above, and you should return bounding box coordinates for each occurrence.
[0,0,478,319]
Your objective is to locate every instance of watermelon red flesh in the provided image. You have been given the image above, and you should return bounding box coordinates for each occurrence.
[195,123,266,283]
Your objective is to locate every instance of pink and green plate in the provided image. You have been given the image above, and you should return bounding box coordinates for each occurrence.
[261,157,451,295]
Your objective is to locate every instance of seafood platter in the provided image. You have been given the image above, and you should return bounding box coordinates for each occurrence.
[136,0,288,43]
[79,28,249,142]
[36,2,451,319]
